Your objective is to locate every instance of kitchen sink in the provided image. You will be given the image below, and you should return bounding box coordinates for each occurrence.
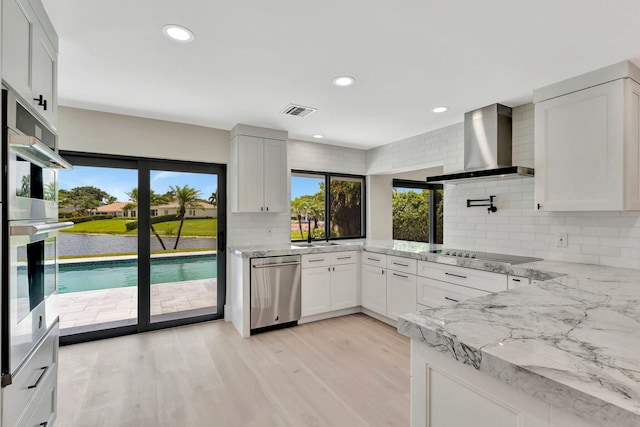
[291,242,341,248]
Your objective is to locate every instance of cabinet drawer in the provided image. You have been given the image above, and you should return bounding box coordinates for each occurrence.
[417,277,490,308]
[302,254,330,268]
[362,252,386,268]
[331,251,358,265]
[17,367,57,427]
[507,275,531,289]
[387,255,417,275]
[3,322,58,427]
[418,261,507,293]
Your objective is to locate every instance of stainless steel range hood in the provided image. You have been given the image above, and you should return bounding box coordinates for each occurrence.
[427,104,534,184]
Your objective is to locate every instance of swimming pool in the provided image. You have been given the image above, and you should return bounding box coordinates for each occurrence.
[58,254,217,294]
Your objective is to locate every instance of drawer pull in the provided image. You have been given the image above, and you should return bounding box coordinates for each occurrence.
[28,366,49,389]
[336,256,351,260]
[392,272,408,278]
[367,257,381,262]
[393,262,409,267]
[445,272,467,279]
[308,259,325,263]
[444,296,459,303]
[511,278,521,282]
[40,423,48,427]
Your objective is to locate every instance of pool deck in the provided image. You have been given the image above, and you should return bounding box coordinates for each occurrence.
[58,279,217,334]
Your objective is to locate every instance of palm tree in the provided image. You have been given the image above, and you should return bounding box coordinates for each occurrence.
[169,185,203,249]
[125,188,169,250]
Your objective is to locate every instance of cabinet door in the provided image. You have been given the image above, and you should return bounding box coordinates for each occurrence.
[386,271,417,321]
[301,266,331,317]
[263,138,287,213]
[417,276,489,308]
[625,79,640,210]
[235,135,265,212]
[330,263,358,310]
[535,80,624,211]
[31,22,57,126]
[361,264,387,316]
[2,0,35,98]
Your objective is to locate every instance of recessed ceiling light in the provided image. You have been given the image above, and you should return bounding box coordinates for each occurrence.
[313,134,324,139]
[162,25,195,42]
[333,76,355,87]
[432,106,448,113]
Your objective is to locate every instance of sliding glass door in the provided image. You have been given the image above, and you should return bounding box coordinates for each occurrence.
[58,154,225,343]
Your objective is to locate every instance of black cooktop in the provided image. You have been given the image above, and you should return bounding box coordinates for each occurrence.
[432,249,542,265]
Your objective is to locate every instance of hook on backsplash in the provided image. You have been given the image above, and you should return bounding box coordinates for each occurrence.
[467,195,497,214]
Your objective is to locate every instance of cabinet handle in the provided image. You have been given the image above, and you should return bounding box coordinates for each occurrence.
[445,272,467,279]
[392,272,408,278]
[308,259,325,263]
[444,296,459,303]
[337,256,351,260]
[33,94,44,106]
[266,206,269,211]
[27,366,49,389]
[381,269,385,275]
[328,267,331,271]
[393,262,409,267]
[333,267,335,271]
[537,203,542,210]
[39,423,48,427]
[261,207,264,211]
[42,99,48,111]
[511,278,521,282]
[367,257,381,262]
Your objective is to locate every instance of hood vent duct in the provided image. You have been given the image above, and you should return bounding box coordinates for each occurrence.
[427,103,534,184]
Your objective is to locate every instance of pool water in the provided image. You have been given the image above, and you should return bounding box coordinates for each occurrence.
[58,255,217,294]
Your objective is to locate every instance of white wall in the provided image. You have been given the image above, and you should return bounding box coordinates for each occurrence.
[367,103,640,269]
[58,106,230,163]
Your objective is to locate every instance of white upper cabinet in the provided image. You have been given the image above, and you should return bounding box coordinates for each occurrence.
[230,125,288,213]
[2,0,58,127]
[533,61,640,211]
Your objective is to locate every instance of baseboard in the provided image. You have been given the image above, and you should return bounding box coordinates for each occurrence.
[360,307,398,327]
[298,307,361,324]
[224,305,231,322]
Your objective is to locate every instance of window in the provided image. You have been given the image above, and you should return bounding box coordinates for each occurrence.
[291,170,365,241]
[164,210,169,215]
[392,180,443,245]
[150,209,158,216]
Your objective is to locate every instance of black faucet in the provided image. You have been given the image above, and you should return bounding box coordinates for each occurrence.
[307,216,314,243]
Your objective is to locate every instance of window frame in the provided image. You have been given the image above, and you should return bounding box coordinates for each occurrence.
[392,179,443,245]
[291,169,366,242]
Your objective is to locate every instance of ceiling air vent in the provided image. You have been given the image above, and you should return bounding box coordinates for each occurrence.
[280,103,317,118]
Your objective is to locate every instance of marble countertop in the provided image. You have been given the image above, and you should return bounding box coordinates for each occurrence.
[398,261,640,427]
[230,239,640,425]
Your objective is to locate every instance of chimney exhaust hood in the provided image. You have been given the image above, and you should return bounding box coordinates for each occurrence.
[427,104,534,184]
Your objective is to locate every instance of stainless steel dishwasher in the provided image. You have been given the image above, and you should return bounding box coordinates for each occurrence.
[250,255,301,332]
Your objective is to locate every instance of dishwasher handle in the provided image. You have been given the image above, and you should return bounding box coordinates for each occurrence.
[252,262,301,269]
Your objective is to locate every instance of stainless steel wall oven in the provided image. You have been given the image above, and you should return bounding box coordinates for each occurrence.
[1,88,72,386]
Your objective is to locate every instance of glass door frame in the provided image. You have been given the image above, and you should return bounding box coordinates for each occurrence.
[58,152,226,345]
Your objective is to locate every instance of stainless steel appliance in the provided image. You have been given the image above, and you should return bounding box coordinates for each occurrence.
[427,104,534,184]
[250,255,301,332]
[2,88,73,386]
[432,249,542,265]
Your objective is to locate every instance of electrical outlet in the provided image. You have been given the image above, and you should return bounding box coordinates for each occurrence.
[556,232,568,248]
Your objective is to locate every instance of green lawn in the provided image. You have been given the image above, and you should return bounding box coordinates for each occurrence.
[61,218,217,236]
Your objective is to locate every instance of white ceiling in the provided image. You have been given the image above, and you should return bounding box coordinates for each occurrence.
[43,0,640,149]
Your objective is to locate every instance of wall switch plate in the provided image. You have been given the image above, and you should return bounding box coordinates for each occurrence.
[556,232,568,248]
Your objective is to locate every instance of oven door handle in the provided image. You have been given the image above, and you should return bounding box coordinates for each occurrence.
[8,132,73,170]
[10,222,75,236]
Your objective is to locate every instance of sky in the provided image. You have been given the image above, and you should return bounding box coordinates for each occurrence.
[291,176,323,199]
[59,166,218,203]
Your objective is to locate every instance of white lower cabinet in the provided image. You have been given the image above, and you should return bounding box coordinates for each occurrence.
[301,266,331,317]
[301,252,358,317]
[411,340,599,427]
[361,263,387,316]
[417,276,489,308]
[387,271,417,321]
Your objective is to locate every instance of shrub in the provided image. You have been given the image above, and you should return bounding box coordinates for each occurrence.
[60,214,114,224]
[125,214,179,231]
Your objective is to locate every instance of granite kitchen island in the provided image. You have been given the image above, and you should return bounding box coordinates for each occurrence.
[398,260,640,427]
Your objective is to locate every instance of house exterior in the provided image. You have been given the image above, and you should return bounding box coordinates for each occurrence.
[122,201,217,219]
[93,202,129,217]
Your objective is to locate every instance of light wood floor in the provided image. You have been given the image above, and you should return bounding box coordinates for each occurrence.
[56,314,410,427]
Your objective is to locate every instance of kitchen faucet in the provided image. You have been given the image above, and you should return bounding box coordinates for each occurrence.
[307,216,315,243]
